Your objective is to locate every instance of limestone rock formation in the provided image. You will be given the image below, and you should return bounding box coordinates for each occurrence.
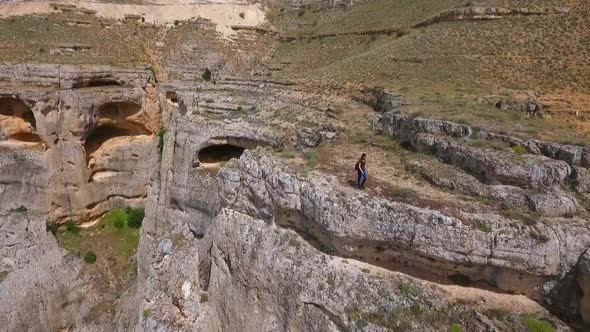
[297,127,322,150]
[1,1,589,330]
[0,64,159,223]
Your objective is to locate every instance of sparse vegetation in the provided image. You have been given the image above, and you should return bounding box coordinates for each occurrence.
[46,222,59,236]
[390,186,418,202]
[450,323,464,332]
[146,64,157,81]
[512,146,528,154]
[235,106,258,115]
[143,308,151,318]
[326,274,337,288]
[202,68,212,81]
[344,306,361,320]
[302,150,321,176]
[127,207,145,228]
[200,293,209,303]
[273,0,590,146]
[475,222,492,233]
[157,129,166,158]
[397,280,422,298]
[84,251,97,264]
[475,195,490,205]
[65,220,80,234]
[113,213,125,229]
[11,206,27,213]
[524,317,555,332]
[304,150,320,164]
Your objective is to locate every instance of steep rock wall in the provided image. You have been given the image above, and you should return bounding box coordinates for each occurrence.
[0,64,160,223]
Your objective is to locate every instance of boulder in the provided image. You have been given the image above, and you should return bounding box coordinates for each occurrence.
[574,167,590,193]
[296,127,322,150]
[373,89,405,113]
[526,190,579,217]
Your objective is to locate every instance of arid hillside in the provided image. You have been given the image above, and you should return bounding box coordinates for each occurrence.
[271,0,590,145]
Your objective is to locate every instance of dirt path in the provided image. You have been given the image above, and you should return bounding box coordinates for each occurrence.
[0,0,266,37]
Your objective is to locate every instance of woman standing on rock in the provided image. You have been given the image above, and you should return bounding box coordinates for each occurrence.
[355,153,368,189]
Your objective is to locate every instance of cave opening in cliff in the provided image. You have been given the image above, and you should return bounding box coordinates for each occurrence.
[72,79,123,89]
[166,91,179,106]
[0,97,42,143]
[197,144,245,176]
[85,125,149,166]
[98,101,143,120]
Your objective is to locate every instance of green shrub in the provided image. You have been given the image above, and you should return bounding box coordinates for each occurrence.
[476,195,490,204]
[157,129,166,157]
[114,217,125,229]
[524,317,555,332]
[200,293,209,303]
[450,323,464,332]
[12,206,27,213]
[65,220,80,234]
[512,146,528,154]
[397,280,421,298]
[476,222,492,233]
[146,64,157,81]
[326,274,337,288]
[127,207,145,228]
[46,222,59,236]
[84,251,97,264]
[143,308,151,318]
[305,150,320,163]
[202,68,212,81]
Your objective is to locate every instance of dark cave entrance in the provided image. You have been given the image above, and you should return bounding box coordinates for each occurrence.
[197,144,246,176]
[72,79,123,89]
[0,97,42,144]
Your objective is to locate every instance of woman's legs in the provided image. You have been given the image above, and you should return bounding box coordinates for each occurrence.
[361,171,367,188]
[357,170,362,188]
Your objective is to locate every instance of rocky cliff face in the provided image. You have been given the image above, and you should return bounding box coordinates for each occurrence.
[1,66,587,331]
[0,64,160,223]
[1,0,588,330]
[0,64,161,331]
[128,85,577,331]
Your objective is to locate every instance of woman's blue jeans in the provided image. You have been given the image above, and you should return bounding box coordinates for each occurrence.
[357,170,367,188]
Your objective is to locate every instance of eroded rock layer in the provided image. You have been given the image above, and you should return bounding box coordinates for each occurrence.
[0,64,159,222]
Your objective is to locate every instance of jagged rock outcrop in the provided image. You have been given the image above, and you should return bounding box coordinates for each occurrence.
[410,132,571,189]
[133,121,577,330]
[406,155,578,216]
[216,150,590,291]
[378,111,590,167]
[296,127,322,149]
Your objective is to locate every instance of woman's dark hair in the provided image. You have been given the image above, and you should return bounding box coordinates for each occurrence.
[361,153,367,159]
